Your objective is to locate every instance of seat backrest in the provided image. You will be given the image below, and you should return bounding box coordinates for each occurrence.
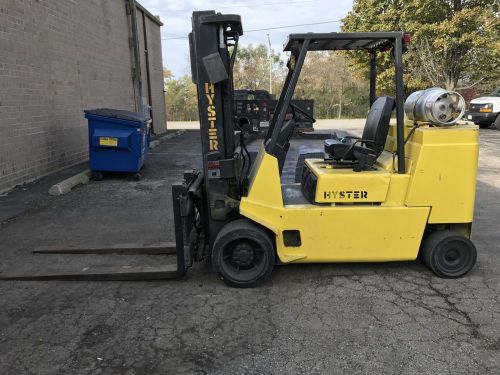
[361,96,395,151]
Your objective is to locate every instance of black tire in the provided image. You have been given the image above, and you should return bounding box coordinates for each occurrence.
[92,172,104,181]
[494,115,500,131]
[477,122,492,129]
[422,230,477,278]
[133,173,141,181]
[212,219,275,288]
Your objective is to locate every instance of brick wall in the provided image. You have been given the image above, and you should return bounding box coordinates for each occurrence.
[0,0,165,192]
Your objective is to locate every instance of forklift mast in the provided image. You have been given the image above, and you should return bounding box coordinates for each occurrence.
[188,11,244,246]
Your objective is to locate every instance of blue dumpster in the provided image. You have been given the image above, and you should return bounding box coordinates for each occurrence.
[84,108,151,179]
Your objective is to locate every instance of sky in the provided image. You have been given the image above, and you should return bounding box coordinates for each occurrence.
[139,0,354,78]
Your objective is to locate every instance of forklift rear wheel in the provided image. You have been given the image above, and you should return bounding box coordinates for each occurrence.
[422,230,477,278]
[212,219,275,288]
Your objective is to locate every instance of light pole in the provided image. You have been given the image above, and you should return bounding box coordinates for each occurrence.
[267,33,272,95]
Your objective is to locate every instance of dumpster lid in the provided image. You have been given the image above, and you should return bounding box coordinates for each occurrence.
[85,108,151,123]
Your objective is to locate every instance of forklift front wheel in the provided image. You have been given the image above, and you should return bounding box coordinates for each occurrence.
[212,219,275,288]
[422,230,477,278]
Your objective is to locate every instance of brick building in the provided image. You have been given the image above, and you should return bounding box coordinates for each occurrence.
[0,0,166,192]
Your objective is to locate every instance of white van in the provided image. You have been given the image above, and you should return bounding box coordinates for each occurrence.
[467,88,500,129]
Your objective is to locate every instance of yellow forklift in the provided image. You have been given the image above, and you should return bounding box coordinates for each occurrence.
[0,11,478,287]
[174,11,478,287]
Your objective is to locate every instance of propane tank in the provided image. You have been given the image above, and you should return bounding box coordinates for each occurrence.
[404,87,465,126]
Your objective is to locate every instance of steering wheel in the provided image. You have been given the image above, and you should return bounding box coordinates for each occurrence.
[289,102,316,123]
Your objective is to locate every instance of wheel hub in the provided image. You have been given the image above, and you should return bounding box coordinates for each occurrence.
[445,248,459,263]
[232,244,254,267]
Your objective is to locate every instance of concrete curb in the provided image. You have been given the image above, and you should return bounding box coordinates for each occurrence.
[48,170,92,196]
[160,130,187,142]
[149,140,161,149]
[149,130,186,149]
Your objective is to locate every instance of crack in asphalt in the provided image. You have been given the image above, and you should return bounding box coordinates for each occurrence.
[0,130,499,374]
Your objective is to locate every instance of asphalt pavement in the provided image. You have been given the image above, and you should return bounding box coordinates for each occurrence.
[0,126,499,374]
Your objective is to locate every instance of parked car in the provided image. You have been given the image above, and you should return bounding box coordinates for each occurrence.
[467,88,500,129]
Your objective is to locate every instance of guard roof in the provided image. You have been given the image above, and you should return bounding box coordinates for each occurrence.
[284,32,405,52]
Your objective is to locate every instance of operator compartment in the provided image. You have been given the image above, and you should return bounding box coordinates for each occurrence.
[301,159,391,204]
[299,95,396,204]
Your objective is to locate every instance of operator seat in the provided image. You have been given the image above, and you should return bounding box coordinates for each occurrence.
[324,96,395,171]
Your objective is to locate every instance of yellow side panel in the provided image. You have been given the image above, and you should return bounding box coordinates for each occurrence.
[383,173,410,206]
[241,151,430,263]
[405,126,479,223]
[240,202,430,263]
[241,149,284,237]
[305,159,391,203]
[245,146,283,209]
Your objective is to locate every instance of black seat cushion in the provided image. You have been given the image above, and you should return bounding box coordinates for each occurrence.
[324,96,395,162]
[324,139,351,159]
[361,96,395,152]
[324,139,377,162]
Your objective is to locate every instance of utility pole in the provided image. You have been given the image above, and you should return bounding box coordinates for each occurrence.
[267,34,272,94]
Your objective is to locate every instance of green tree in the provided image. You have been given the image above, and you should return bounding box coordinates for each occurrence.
[342,0,500,93]
[295,52,369,118]
[164,70,198,121]
[163,45,373,121]
[163,68,173,84]
[232,44,285,92]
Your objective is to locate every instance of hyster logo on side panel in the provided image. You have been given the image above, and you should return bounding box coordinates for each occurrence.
[323,191,368,200]
[205,83,218,151]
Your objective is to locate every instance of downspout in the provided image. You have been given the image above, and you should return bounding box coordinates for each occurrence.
[142,10,155,133]
[125,0,143,113]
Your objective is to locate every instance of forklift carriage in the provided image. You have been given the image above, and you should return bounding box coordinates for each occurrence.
[0,11,479,286]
